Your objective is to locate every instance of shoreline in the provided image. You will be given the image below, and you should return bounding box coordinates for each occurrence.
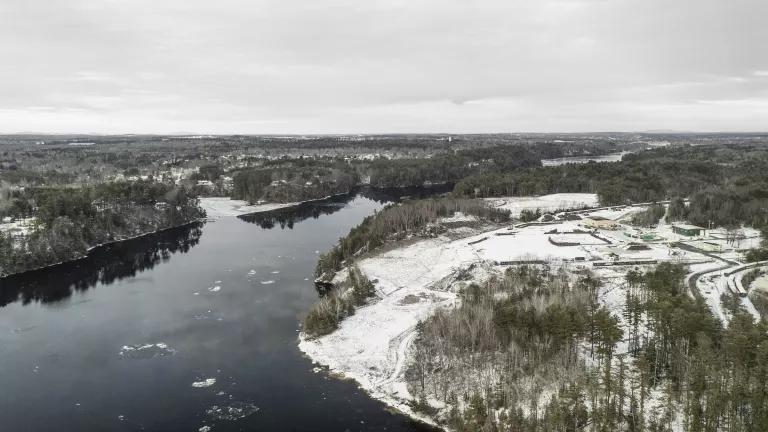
[1,193,348,280]
[0,219,205,280]
[298,332,445,431]
[297,193,605,429]
[200,191,358,218]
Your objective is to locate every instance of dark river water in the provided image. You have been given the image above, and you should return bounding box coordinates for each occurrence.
[0,188,447,432]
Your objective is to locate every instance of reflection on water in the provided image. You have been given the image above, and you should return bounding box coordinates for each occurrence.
[239,194,350,229]
[239,183,455,230]
[0,223,203,308]
[0,185,453,308]
[0,189,446,432]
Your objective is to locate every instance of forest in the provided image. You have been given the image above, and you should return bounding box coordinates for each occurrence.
[453,144,768,229]
[231,163,359,204]
[405,263,768,432]
[0,181,203,276]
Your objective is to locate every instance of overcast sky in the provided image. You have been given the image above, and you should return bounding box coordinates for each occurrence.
[1,0,767,134]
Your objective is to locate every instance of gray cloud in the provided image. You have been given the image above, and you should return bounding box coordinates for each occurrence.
[0,0,766,133]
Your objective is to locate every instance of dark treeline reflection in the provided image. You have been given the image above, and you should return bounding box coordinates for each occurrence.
[239,183,455,230]
[0,222,203,308]
[239,194,351,229]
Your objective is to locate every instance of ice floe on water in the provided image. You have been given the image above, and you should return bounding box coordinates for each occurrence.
[119,343,176,359]
[13,325,36,334]
[206,402,260,421]
[260,280,275,285]
[193,309,225,321]
[208,285,222,292]
[191,378,217,388]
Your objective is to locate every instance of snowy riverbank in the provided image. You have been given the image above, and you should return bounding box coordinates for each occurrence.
[199,197,299,218]
[298,194,756,428]
[299,193,602,425]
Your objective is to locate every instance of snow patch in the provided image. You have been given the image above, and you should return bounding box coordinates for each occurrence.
[192,378,217,388]
[485,193,599,217]
[200,197,297,218]
[119,343,176,359]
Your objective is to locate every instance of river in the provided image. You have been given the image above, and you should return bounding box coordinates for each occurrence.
[0,189,445,431]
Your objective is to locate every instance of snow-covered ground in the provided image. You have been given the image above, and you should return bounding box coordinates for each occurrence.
[299,200,760,427]
[199,197,297,218]
[299,233,491,425]
[753,274,768,292]
[485,193,599,217]
[0,217,36,237]
[541,152,628,167]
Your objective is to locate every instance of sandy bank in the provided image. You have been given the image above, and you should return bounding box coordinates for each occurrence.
[199,197,298,218]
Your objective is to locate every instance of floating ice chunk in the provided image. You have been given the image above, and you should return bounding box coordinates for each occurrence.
[192,378,217,388]
[206,402,260,421]
[208,286,221,292]
[260,280,275,285]
[119,343,176,359]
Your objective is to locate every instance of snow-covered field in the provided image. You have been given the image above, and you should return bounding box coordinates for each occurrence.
[199,197,297,218]
[485,193,599,217]
[753,274,768,292]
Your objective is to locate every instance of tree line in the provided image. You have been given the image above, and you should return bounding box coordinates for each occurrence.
[404,262,768,431]
[454,144,768,229]
[0,181,204,276]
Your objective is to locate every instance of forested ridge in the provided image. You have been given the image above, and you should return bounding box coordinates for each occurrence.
[232,163,358,204]
[454,144,768,228]
[0,181,203,276]
[230,144,545,204]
